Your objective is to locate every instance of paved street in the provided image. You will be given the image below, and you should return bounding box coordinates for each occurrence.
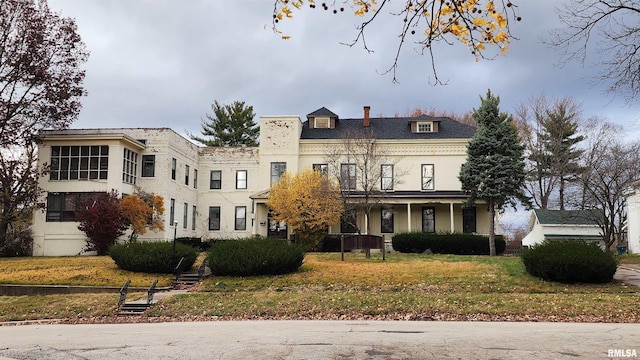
[0,321,638,359]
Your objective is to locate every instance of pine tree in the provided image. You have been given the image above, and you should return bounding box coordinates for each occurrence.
[189,100,259,146]
[459,90,528,256]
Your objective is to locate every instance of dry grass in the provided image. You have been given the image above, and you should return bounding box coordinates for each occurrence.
[0,256,173,287]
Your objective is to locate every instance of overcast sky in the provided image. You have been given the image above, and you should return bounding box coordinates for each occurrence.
[47,0,640,140]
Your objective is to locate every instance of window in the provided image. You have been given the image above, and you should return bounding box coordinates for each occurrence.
[270,162,286,186]
[171,158,176,180]
[210,170,221,189]
[209,206,220,231]
[421,164,434,190]
[185,165,190,185]
[340,163,356,190]
[141,155,155,177]
[50,145,109,181]
[235,206,247,230]
[183,202,188,229]
[381,206,394,233]
[463,207,477,233]
[192,205,197,231]
[193,169,198,189]
[122,148,138,184]
[170,198,175,225]
[314,117,330,128]
[422,207,435,233]
[236,170,247,189]
[381,164,393,191]
[46,192,99,222]
[340,209,357,233]
[313,163,328,176]
[417,122,432,133]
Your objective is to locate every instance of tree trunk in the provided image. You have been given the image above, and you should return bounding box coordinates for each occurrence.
[559,177,565,211]
[488,197,496,256]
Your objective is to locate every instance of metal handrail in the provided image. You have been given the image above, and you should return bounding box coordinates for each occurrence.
[117,279,131,311]
[197,256,208,280]
[173,257,185,281]
[147,279,158,304]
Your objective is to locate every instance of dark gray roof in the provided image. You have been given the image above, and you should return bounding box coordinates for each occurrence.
[300,115,476,140]
[307,107,339,118]
[534,209,602,225]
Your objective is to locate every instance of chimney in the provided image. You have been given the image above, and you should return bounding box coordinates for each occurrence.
[363,106,370,127]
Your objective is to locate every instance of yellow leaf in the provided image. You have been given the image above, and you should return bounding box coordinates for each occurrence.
[282,35,291,40]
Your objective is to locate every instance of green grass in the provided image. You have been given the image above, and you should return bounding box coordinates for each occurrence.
[1,252,638,323]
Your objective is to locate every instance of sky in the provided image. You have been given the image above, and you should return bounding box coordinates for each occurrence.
[46,0,640,140]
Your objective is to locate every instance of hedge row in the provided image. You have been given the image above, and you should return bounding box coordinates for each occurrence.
[391,232,506,255]
[207,237,305,276]
[109,241,198,273]
[521,240,618,283]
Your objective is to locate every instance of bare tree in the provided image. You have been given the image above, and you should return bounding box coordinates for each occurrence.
[549,0,640,102]
[272,0,522,83]
[577,122,640,250]
[0,0,88,250]
[324,127,405,235]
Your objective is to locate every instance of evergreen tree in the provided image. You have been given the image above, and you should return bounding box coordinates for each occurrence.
[190,100,259,146]
[459,90,528,256]
[537,101,584,210]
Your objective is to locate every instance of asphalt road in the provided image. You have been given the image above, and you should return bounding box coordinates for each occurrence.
[0,321,638,359]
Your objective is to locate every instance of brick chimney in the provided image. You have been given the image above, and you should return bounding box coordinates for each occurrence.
[363,106,370,127]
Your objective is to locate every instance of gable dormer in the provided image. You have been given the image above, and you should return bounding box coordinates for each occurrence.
[409,116,441,133]
[307,107,338,129]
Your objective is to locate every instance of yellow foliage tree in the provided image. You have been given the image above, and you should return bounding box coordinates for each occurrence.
[272,0,521,83]
[119,190,165,240]
[268,168,344,250]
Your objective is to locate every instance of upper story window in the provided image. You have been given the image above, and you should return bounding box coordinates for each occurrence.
[185,165,190,185]
[171,158,176,180]
[122,148,138,185]
[417,122,433,133]
[141,155,155,177]
[270,162,286,186]
[193,169,198,189]
[421,164,434,190]
[50,145,109,181]
[314,117,331,129]
[210,170,221,189]
[313,163,328,176]
[381,164,393,191]
[340,163,356,190]
[236,170,247,189]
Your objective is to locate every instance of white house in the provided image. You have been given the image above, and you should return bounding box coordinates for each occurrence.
[32,106,492,256]
[522,209,604,248]
[625,180,640,253]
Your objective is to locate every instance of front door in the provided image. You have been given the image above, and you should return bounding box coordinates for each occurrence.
[267,212,288,239]
[422,207,435,233]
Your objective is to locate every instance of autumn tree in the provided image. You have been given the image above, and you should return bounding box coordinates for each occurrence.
[514,95,584,210]
[268,168,343,250]
[0,0,88,251]
[76,191,128,255]
[459,90,528,256]
[549,0,640,102]
[272,0,521,83]
[119,190,165,241]
[189,100,259,147]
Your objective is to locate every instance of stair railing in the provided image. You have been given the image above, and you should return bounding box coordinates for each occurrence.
[117,279,131,311]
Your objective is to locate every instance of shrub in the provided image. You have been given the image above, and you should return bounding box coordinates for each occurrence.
[392,232,505,255]
[521,240,618,283]
[109,241,198,273]
[0,225,33,257]
[207,237,305,276]
[392,232,430,253]
[176,237,210,251]
[315,234,343,252]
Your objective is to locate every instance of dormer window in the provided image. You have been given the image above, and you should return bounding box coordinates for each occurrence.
[417,122,433,133]
[314,117,331,129]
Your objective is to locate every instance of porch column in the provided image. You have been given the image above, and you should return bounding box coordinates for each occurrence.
[450,202,455,233]
[407,203,412,232]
